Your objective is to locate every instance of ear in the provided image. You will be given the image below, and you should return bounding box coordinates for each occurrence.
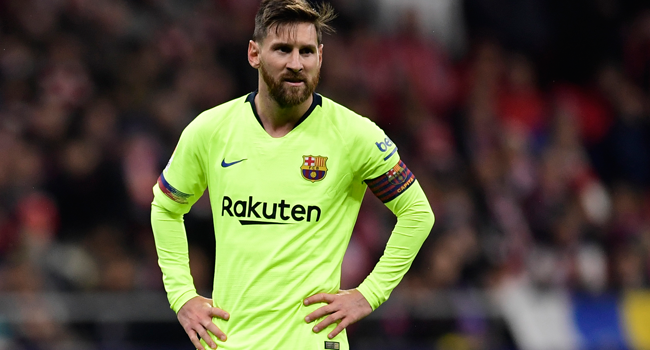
[318,44,323,68]
[248,40,261,69]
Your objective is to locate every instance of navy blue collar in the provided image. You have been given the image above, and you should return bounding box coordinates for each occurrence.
[246,91,322,130]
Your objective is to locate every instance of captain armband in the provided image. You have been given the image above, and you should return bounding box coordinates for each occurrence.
[365,160,416,203]
[157,173,193,204]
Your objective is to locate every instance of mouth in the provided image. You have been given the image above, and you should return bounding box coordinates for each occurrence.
[284,80,305,87]
[282,76,306,85]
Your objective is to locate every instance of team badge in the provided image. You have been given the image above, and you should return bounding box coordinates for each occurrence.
[301,155,328,182]
[387,163,408,185]
[365,160,415,203]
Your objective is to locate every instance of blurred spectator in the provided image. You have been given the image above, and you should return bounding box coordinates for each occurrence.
[2,0,650,349]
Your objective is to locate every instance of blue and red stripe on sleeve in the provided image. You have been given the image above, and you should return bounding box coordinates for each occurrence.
[157,173,193,204]
[365,160,416,203]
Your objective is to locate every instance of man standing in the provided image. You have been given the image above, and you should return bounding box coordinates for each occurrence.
[150,0,434,349]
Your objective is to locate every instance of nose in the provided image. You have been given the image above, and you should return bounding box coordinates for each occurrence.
[286,50,303,73]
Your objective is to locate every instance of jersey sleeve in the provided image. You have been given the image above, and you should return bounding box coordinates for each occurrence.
[151,115,209,313]
[151,202,199,313]
[356,180,434,309]
[153,116,208,215]
[349,115,433,309]
[349,116,416,203]
[350,116,401,182]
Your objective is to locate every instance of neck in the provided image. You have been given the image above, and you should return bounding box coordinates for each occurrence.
[254,88,313,138]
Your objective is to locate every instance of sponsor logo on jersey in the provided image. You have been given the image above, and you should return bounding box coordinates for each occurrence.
[301,155,328,182]
[324,341,340,349]
[375,136,397,161]
[222,195,321,225]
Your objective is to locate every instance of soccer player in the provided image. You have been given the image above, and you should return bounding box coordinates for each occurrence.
[150,0,435,349]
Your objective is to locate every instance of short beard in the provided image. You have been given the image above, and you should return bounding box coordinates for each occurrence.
[260,61,320,108]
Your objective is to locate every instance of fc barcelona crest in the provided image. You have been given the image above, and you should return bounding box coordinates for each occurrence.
[387,163,408,185]
[301,155,328,182]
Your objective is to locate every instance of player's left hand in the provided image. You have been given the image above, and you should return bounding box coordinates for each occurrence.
[303,289,372,339]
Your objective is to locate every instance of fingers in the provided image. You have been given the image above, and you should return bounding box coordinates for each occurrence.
[196,327,218,349]
[304,293,335,306]
[211,307,230,320]
[207,307,228,341]
[304,290,374,339]
[305,303,335,323]
[188,330,207,350]
[205,321,227,342]
[328,318,350,339]
[177,298,228,349]
[303,293,336,322]
[313,311,344,334]
[184,319,227,349]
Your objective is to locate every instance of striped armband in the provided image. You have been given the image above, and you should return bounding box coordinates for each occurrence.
[157,173,193,204]
[365,160,416,203]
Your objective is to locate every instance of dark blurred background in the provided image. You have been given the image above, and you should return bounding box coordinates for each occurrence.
[2,0,650,349]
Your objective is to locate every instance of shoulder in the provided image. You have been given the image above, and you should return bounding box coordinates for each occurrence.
[192,94,250,128]
[318,95,397,178]
[319,95,383,136]
[184,94,250,138]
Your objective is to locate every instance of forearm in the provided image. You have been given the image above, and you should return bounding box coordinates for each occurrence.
[356,181,434,309]
[151,201,199,313]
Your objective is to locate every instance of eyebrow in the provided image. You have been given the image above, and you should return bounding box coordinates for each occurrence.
[269,42,317,51]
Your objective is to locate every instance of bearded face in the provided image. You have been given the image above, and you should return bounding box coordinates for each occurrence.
[251,22,323,109]
[259,59,320,108]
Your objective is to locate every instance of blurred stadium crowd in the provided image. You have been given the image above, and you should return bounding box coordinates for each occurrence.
[1,0,650,349]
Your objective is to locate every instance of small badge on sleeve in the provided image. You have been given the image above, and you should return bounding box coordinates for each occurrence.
[365,160,416,203]
[324,341,340,349]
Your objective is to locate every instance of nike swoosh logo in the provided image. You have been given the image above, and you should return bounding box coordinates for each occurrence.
[221,158,247,167]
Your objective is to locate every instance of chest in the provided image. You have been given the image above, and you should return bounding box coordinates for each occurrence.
[207,126,355,201]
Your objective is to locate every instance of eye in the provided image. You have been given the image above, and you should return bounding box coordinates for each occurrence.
[300,48,314,55]
[276,46,291,53]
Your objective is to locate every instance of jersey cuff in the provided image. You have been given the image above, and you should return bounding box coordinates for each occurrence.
[356,283,382,310]
[171,290,200,313]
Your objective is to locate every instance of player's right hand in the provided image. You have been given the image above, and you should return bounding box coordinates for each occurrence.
[177,296,229,350]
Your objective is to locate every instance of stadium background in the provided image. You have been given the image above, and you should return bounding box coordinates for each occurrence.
[1,0,650,349]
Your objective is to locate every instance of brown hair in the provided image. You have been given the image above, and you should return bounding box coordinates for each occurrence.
[253,0,336,44]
